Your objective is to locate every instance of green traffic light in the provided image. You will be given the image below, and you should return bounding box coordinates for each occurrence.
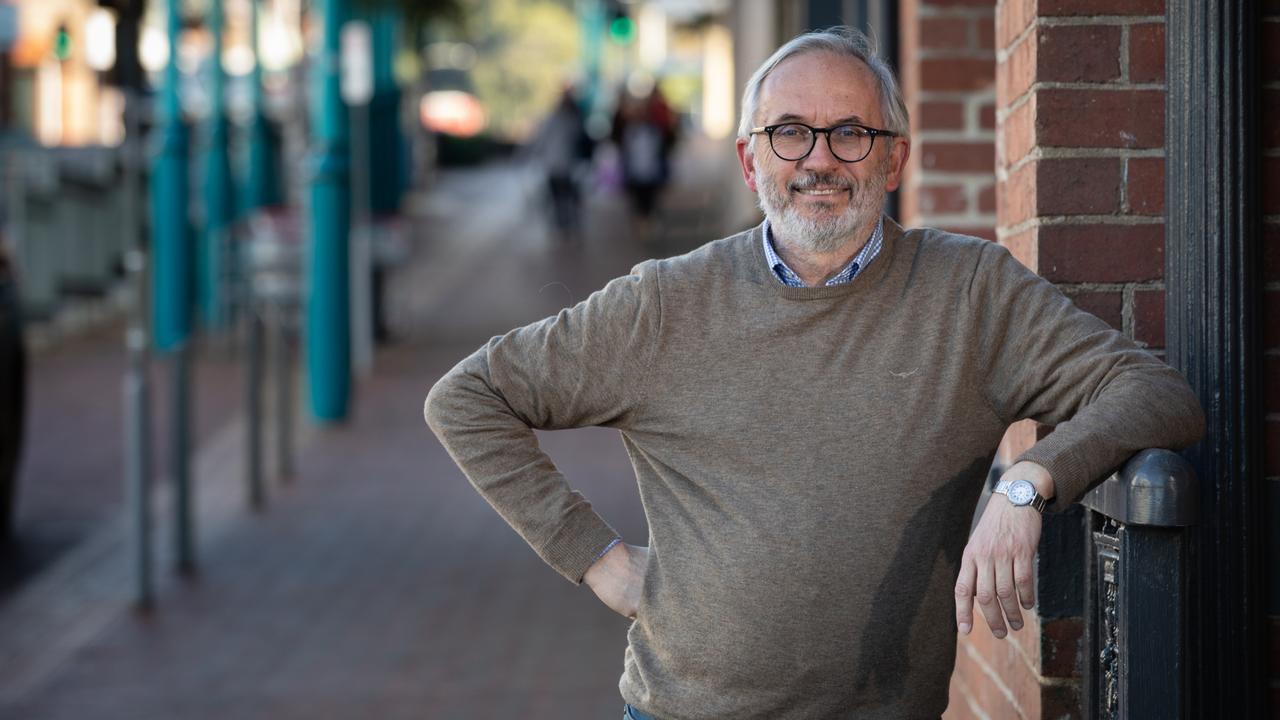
[608,15,634,44]
[54,27,72,61]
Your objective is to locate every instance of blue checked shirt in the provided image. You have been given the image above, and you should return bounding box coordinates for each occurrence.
[763,217,884,287]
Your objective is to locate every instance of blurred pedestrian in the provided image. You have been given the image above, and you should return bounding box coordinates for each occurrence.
[0,240,25,543]
[527,88,594,242]
[611,80,678,238]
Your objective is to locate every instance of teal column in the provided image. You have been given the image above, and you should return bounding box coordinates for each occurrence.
[152,0,190,351]
[200,0,234,329]
[246,0,281,209]
[367,10,402,215]
[306,0,351,421]
[578,0,605,114]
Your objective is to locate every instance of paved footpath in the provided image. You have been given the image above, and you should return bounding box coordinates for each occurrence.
[0,137,736,720]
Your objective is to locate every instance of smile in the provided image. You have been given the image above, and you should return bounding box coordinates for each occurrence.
[794,187,848,196]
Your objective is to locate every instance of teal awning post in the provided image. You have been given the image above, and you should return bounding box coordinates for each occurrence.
[577,0,605,116]
[246,0,281,210]
[367,9,403,215]
[200,0,235,329]
[306,0,352,422]
[151,0,190,351]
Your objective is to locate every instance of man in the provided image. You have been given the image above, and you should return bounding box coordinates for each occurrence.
[425,27,1204,719]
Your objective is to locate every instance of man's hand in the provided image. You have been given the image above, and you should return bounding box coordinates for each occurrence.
[583,542,650,619]
[955,461,1052,639]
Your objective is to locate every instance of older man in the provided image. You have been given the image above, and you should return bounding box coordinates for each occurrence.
[425,26,1203,719]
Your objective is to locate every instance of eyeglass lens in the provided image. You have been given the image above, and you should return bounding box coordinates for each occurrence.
[771,124,871,162]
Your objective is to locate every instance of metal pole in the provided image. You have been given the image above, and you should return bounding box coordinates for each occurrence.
[306,0,352,422]
[123,249,153,609]
[246,304,266,510]
[350,98,372,375]
[201,0,234,330]
[151,0,195,573]
[272,305,294,481]
[247,0,281,209]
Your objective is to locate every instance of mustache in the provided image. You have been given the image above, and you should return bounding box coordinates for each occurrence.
[787,174,855,192]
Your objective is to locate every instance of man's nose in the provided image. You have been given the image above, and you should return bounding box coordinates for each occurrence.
[799,133,842,171]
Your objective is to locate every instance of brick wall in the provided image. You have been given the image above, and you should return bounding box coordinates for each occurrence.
[1264,1,1280,714]
[935,0,1169,717]
[898,0,997,239]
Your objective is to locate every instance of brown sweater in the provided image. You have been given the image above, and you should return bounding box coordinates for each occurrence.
[424,219,1204,719]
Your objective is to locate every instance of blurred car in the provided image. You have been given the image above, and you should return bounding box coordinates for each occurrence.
[0,241,25,541]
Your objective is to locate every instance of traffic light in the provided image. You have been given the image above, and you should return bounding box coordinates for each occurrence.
[605,2,634,45]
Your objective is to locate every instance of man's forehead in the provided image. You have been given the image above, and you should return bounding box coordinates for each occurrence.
[758,51,883,124]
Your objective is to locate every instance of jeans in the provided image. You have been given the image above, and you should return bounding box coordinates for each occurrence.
[623,704,657,720]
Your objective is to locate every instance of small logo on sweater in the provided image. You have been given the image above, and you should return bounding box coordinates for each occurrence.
[889,368,919,378]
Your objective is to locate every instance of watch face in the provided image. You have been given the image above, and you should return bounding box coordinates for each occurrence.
[1007,480,1036,505]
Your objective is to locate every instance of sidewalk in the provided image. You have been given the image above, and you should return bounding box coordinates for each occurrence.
[0,133,738,719]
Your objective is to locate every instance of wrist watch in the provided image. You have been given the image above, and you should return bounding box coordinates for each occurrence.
[993,478,1048,512]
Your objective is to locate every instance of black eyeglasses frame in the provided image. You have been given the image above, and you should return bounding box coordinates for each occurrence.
[748,122,899,163]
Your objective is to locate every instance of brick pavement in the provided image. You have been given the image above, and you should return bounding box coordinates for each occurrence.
[0,133,738,720]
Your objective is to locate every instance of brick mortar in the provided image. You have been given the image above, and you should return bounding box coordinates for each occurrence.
[915,130,998,141]
[921,90,1002,102]
[961,640,1032,720]
[1120,157,1130,213]
[1119,24,1131,84]
[918,49,998,60]
[1122,284,1135,337]
[951,670,997,720]
[1002,147,1165,179]
[997,214,1163,240]
[998,16,1163,62]
[918,6,995,20]
[1061,280,1163,293]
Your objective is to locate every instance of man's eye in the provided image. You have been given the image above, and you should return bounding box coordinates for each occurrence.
[775,125,807,138]
[835,125,867,139]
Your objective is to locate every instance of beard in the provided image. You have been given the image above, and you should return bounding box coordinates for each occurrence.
[755,155,889,255]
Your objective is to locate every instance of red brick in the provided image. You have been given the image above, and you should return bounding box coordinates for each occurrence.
[1265,157,1280,215]
[1037,157,1122,216]
[919,184,970,214]
[945,225,997,241]
[1002,228,1037,270]
[1129,23,1165,84]
[998,1,1035,50]
[978,183,997,213]
[1266,354,1280,414]
[1000,28,1037,105]
[1267,420,1280,476]
[1037,223,1165,282]
[1070,291,1123,330]
[1005,161,1038,227]
[919,101,966,130]
[1133,288,1166,347]
[1041,683,1083,719]
[1127,156,1164,215]
[1264,21,1280,82]
[1037,88,1165,149]
[1266,290,1280,350]
[979,102,996,130]
[920,141,995,173]
[1039,0,1163,15]
[1041,618,1083,678]
[922,17,972,50]
[1003,96,1036,167]
[977,17,995,51]
[1039,25,1122,84]
[922,57,997,92]
[1263,88,1280,149]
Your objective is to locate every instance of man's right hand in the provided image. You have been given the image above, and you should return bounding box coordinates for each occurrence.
[582,542,649,619]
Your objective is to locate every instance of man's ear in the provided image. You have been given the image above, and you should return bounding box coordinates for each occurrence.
[736,137,759,193]
[882,137,911,193]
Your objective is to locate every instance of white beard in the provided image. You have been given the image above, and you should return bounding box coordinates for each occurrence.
[755,156,888,255]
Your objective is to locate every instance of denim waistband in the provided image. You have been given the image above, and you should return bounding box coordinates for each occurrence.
[624,704,657,720]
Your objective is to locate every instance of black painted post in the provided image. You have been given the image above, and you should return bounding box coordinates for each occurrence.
[1165,1,1262,716]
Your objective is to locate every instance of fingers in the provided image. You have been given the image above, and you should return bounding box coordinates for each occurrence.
[995,561,1023,632]
[954,556,976,635]
[1014,552,1035,610]
[974,559,1007,639]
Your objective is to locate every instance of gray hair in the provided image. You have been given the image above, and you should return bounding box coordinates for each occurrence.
[737,26,910,142]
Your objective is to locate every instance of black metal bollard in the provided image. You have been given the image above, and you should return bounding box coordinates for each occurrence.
[1080,449,1198,720]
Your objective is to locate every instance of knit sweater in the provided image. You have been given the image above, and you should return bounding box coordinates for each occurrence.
[424,218,1204,719]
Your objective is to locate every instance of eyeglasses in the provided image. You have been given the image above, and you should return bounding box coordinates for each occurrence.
[749,122,897,163]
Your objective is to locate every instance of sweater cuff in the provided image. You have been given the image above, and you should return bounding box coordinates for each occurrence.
[1014,435,1092,513]
[541,504,622,584]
